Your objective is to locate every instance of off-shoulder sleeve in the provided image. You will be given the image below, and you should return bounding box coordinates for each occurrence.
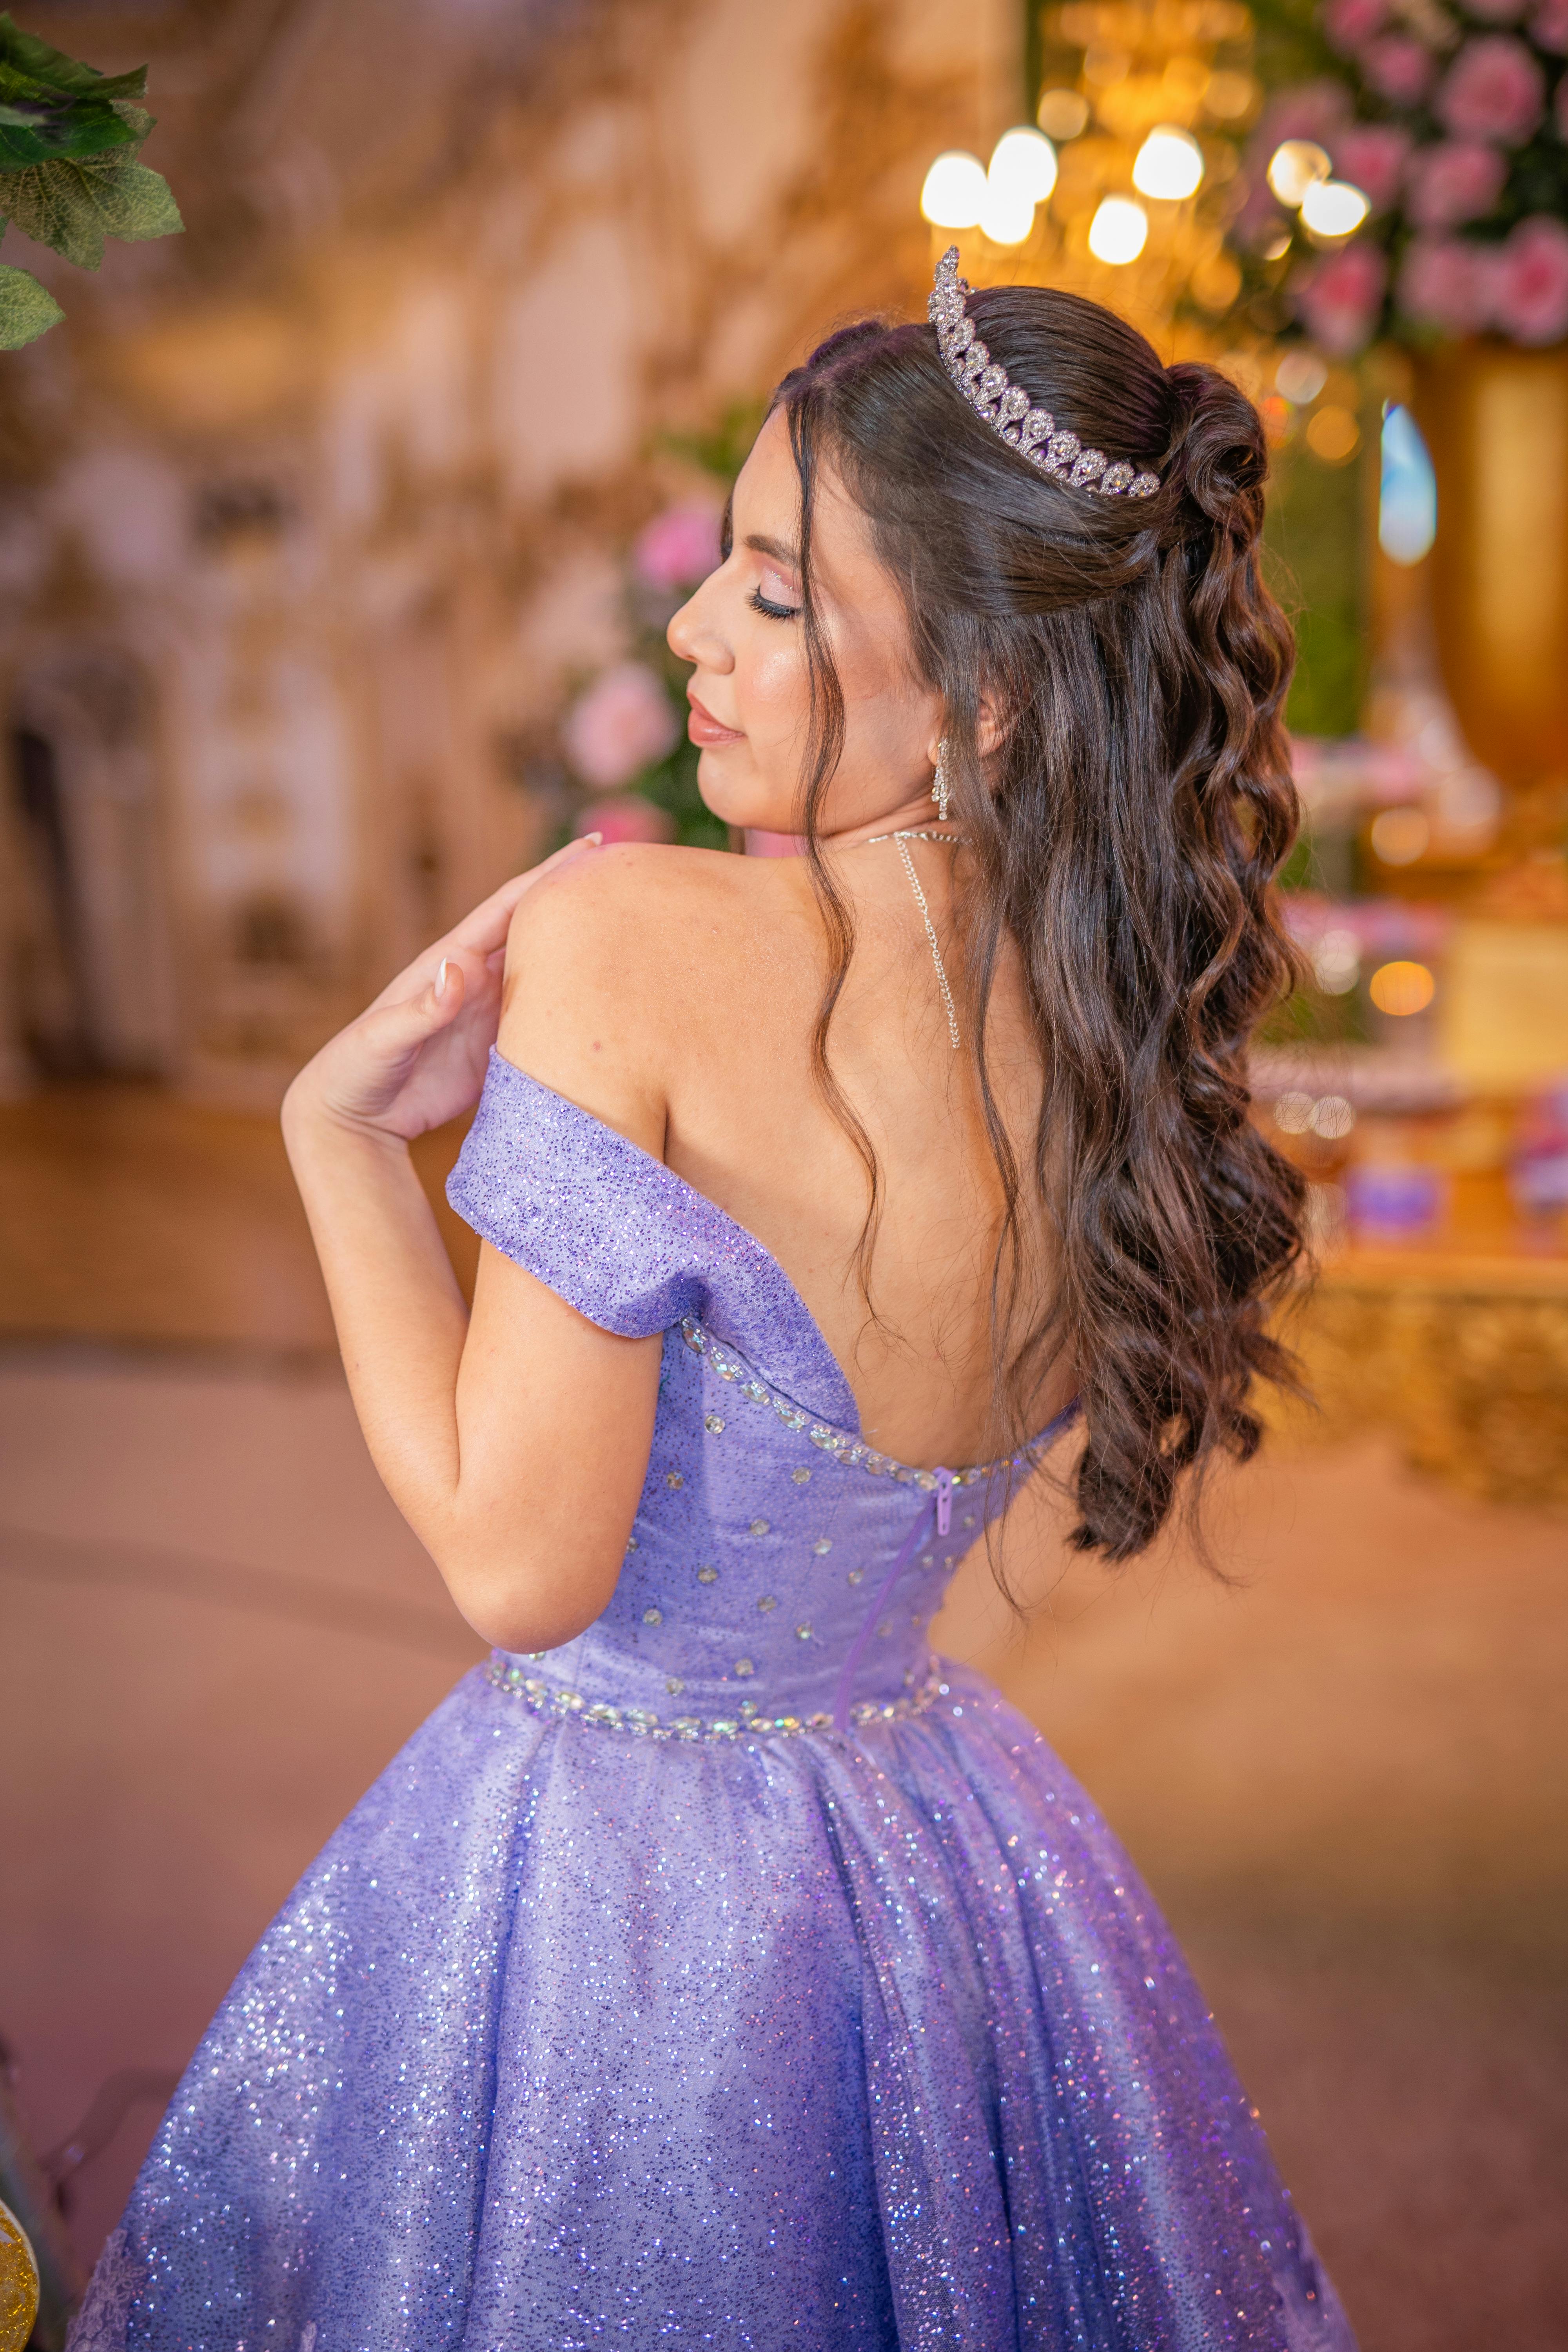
[445,1052,859,1427]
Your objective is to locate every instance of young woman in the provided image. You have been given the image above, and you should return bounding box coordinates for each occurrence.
[73,256,1353,2349]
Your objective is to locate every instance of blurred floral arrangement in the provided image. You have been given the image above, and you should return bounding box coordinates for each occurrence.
[554,498,726,850]
[535,407,759,851]
[1232,0,1568,352]
[0,12,181,349]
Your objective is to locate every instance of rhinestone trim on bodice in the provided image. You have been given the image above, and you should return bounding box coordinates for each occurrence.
[679,1319,1036,1490]
[485,1650,949,1741]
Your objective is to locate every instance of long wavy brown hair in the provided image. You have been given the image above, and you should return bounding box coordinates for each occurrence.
[770,284,1307,1563]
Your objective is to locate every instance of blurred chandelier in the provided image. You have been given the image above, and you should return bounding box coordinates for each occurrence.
[918,0,1264,341]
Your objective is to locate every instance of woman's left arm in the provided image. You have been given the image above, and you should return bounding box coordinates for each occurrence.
[281,841,664,1652]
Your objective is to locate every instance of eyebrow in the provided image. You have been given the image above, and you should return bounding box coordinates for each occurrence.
[744,531,801,572]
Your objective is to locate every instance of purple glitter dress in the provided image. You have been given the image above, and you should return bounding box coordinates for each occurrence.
[73,1052,1354,2351]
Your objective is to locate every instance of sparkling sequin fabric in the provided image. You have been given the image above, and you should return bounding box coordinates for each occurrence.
[72,1053,1355,2352]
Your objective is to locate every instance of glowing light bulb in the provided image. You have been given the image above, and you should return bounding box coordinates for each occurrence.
[1267,140,1330,208]
[1299,178,1369,238]
[988,126,1058,205]
[1132,125,1204,201]
[920,150,988,229]
[980,181,1037,246]
[1088,196,1149,265]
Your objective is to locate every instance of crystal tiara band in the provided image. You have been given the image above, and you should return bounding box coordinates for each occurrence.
[927,247,1161,500]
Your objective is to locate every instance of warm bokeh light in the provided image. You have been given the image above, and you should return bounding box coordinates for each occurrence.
[1267,139,1330,208]
[920,149,988,229]
[989,126,1058,205]
[1312,927,1361,994]
[1306,404,1360,462]
[979,180,1037,246]
[1370,807,1431,866]
[1036,87,1090,140]
[1299,177,1369,238]
[1132,125,1204,202]
[1310,1094,1356,1140]
[1203,68,1257,119]
[1276,350,1327,403]
[1087,196,1149,264]
[1368,960,1437,1016]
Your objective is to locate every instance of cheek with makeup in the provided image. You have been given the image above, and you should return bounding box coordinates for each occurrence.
[667,410,942,838]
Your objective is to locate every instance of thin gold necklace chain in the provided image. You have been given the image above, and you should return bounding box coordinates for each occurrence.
[857,828,969,1052]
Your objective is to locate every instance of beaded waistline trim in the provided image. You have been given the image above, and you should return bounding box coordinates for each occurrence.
[679,1319,1031,1489]
[484,1650,948,1741]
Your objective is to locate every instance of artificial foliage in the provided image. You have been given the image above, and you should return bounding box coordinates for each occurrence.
[0,12,181,350]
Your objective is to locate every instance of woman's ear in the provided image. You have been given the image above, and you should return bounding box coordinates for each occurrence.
[923,695,1007,771]
[976,694,1007,761]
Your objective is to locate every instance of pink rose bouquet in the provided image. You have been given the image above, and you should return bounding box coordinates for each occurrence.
[1405,140,1510,226]
[563,662,681,791]
[1298,241,1391,348]
[633,502,723,594]
[1231,0,1568,350]
[1436,34,1545,138]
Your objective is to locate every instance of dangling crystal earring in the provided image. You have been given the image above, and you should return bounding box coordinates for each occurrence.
[931,738,952,824]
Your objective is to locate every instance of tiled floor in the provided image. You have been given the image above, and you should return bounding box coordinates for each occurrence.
[2,1087,1564,2349]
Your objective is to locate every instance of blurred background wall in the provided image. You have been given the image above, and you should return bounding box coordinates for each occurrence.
[0,0,1014,1105]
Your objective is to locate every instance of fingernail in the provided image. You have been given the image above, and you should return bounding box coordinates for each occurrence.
[436,957,451,998]
[585,831,603,846]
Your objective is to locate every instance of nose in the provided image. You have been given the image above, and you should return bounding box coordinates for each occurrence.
[668,574,731,672]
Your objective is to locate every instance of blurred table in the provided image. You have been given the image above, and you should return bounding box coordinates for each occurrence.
[2,1084,1563,1512]
[1283,1201,1568,1508]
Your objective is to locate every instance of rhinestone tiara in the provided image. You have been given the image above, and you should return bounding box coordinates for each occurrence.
[927,246,1161,499]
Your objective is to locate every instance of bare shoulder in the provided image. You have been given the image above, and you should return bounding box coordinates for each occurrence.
[497,843,781,1151]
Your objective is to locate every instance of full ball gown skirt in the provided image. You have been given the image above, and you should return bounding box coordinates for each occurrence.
[71,1053,1356,2352]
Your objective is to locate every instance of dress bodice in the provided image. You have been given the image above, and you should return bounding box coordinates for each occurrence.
[447,1050,1073,1742]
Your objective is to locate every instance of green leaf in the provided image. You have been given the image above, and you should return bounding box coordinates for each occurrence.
[1,149,181,268]
[0,15,147,101]
[0,86,139,168]
[0,15,147,168]
[0,259,63,347]
[108,98,155,143]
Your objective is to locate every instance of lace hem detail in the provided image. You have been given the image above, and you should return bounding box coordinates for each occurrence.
[485,1651,947,1740]
[680,1319,1039,1487]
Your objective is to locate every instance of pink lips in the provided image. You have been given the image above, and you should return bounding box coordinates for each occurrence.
[687,691,744,747]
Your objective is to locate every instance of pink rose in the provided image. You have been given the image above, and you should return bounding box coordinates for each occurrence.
[572,793,674,846]
[1330,123,1412,210]
[1493,214,1568,343]
[1437,35,1546,141]
[1405,140,1508,228]
[1398,236,1497,332]
[562,662,680,790]
[632,501,723,593]
[1360,35,1439,103]
[1322,0,1388,49]
[1295,240,1388,353]
[1531,0,1568,51]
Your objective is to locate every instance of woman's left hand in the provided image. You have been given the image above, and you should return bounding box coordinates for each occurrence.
[283,837,598,1146]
